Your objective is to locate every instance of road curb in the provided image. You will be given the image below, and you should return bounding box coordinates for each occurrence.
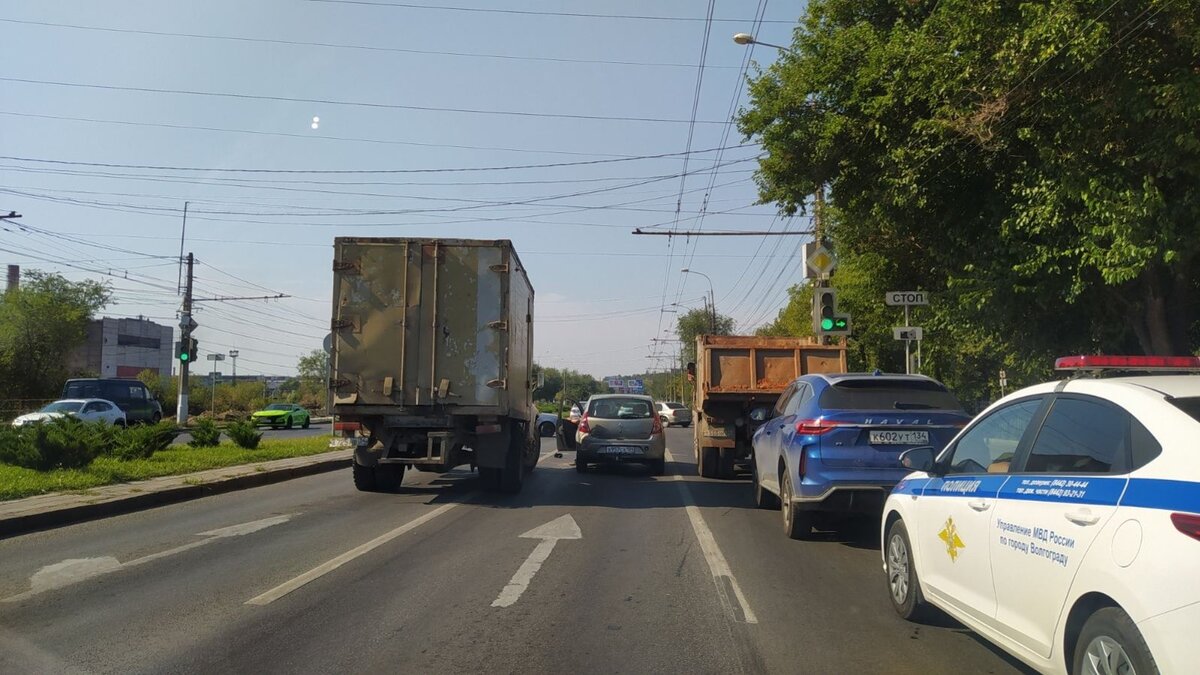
[0,454,352,539]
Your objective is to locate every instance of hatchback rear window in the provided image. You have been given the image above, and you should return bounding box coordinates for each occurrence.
[818,379,964,411]
[665,402,686,410]
[1169,397,1200,423]
[589,398,653,419]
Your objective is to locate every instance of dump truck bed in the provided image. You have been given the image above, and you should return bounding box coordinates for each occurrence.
[696,335,846,398]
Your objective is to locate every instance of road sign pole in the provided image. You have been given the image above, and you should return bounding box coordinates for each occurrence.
[904,304,911,375]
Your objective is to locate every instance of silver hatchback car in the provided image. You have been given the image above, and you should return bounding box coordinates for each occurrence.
[575,394,666,475]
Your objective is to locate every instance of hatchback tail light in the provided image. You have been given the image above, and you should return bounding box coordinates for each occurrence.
[577,414,590,434]
[795,418,842,435]
[651,414,664,434]
[1171,513,1200,541]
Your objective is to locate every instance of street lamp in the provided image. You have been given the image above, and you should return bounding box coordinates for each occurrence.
[228,349,239,385]
[731,32,794,54]
[681,268,716,332]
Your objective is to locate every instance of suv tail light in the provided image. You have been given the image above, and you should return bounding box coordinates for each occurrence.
[651,414,664,434]
[577,413,590,434]
[795,418,842,435]
[1171,513,1200,541]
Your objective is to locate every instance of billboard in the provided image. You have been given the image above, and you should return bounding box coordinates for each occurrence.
[604,377,645,394]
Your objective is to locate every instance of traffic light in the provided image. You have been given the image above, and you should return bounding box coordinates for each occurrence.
[175,338,197,362]
[812,287,851,336]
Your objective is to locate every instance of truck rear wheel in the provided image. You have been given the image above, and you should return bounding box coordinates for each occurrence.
[697,446,720,478]
[499,445,525,493]
[352,462,377,492]
[375,464,405,492]
[717,449,736,479]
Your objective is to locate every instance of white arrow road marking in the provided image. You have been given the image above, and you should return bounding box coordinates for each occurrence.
[246,502,459,606]
[666,449,758,624]
[4,514,294,603]
[492,514,581,608]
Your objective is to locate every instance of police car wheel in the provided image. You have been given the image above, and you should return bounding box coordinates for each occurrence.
[885,519,928,621]
[1073,607,1159,675]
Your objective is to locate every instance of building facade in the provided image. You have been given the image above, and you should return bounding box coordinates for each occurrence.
[67,317,174,378]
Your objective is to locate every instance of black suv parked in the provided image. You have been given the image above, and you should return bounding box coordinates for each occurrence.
[61,378,164,424]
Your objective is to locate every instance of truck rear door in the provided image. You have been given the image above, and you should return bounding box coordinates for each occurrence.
[332,239,511,408]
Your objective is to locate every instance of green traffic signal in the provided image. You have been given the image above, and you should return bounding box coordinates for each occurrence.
[180,352,190,362]
[820,318,834,330]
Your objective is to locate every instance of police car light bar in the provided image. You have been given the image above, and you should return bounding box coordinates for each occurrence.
[1054,355,1200,371]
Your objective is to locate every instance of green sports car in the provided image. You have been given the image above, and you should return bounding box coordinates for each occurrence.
[251,403,310,429]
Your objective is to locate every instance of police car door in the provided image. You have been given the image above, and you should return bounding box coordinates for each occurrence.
[916,397,1046,626]
[989,395,1130,658]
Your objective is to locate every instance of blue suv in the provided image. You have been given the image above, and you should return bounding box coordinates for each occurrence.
[750,373,970,539]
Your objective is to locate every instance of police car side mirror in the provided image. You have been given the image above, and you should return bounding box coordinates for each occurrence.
[899,446,936,473]
[749,407,771,423]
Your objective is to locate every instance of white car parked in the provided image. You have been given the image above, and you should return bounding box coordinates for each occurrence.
[12,398,128,427]
[882,355,1200,675]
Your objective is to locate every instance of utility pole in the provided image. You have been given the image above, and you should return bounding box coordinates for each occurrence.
[176,253,194,424]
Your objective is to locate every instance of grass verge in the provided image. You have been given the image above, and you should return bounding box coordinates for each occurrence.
[0,435,336,502]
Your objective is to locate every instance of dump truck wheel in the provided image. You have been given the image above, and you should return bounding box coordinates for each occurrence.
[698,446,720,478]
[352,463,377,492]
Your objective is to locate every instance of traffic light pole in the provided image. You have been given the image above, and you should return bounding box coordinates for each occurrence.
[176,253,194,425]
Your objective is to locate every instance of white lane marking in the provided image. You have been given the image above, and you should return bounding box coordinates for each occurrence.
[491,514,581,608]
[246,503,459,606]
[4,514,294,603]
[666,449,759,624]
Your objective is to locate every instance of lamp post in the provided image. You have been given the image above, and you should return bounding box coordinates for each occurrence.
[681,268,716,332]
[732,32,795,54]
[228,349,239,385]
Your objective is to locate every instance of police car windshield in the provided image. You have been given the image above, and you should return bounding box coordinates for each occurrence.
[1168,397,1200,423]
[819,379,964,411]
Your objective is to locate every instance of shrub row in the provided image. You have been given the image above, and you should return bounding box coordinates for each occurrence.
[0,415,264,472]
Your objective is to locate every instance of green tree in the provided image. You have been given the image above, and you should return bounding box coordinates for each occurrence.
[738,0,1200,401]
[0,271,111,398]
[676,307,735,365]
[756,284,816,338]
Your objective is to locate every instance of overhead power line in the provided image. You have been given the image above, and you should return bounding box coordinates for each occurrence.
[0,18,742,70]
[0,76,732,125]
[0,143,753,174]
[302,0,797,23]
[0,110,639,158]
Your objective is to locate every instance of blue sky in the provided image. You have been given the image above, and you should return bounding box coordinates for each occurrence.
[0,0,808,378]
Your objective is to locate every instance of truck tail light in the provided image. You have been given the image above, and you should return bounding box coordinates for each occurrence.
[334,421,361,432]
[577,414,590,434]
[651,414,663,434]
[1171,513,1200,541]
[795,418,841,435]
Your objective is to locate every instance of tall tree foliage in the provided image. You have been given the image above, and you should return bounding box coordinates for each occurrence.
[0,271,111,398]
[676,307,736,365]
[739,0,1200,399]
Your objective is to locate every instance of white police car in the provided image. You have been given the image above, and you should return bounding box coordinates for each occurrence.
[882,355,1200,675]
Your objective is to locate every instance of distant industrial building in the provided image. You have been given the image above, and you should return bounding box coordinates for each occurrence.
[67,316,174,378]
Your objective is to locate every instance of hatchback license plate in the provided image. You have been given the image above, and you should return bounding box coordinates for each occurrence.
[869,430,929,445]
[598,446,643,456]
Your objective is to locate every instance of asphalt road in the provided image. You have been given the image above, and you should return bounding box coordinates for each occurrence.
[172,422,330,445]
[0,429,1031,674]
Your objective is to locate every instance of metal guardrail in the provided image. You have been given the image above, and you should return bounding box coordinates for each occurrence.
[0,399,55,423]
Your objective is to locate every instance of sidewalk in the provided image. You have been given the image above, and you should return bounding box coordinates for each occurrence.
[0,449,352,538]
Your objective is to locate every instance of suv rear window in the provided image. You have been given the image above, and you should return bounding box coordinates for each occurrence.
[1169,397,1200,423]
[818,379,964,411]
[589,398,653,419]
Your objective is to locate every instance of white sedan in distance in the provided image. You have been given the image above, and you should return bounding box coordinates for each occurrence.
[12,399,128,427]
